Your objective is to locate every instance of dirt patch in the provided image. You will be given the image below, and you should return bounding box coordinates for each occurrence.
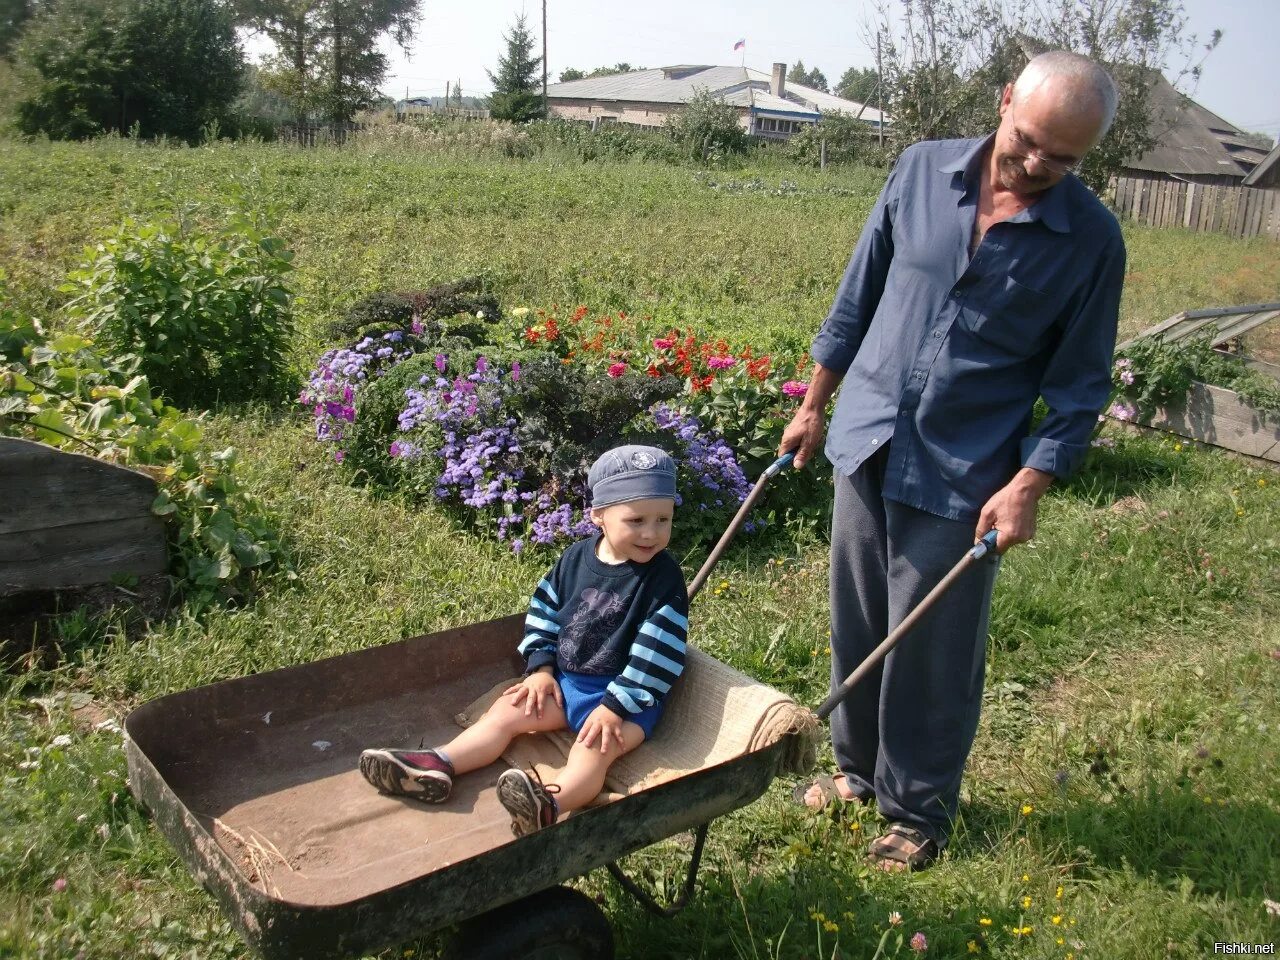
[0,575,172,671]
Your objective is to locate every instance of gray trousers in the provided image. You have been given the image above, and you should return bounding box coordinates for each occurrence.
[829,447,999,845]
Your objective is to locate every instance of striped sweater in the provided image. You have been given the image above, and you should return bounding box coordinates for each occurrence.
[518,534,689,718]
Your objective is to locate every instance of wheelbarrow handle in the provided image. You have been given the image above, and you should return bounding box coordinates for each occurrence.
[687,452,795,602]
[814,529,999,721]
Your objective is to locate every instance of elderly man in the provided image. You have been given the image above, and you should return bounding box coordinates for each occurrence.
[782,51,1125,870]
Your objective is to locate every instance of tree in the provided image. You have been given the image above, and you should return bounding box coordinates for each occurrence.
[787,59,829,92]
[837,66,879,104]
[15,0,243,141]
[486,13,543,122]
[557,64,644,83]
[236,0,420,125]
[867,0,1219,190]
[0,0,37,58]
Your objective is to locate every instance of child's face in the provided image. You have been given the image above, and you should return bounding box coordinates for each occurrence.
[590,498,675,564]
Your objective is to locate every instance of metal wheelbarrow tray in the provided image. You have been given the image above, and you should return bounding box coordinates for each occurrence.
[125,611,796,959]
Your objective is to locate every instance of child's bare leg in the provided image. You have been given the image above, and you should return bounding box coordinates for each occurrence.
[551,721,647,813]
[437,695,568,775]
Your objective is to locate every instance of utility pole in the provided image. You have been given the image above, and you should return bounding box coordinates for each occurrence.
[445,81,450,111]
[542,0,548,118]
[876,31,884,149]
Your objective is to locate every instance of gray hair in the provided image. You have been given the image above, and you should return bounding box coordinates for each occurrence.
[1013,51,1119,139]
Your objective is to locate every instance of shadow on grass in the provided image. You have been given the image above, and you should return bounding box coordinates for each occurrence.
[1056,437,1188,507]
[960,779,1279,901]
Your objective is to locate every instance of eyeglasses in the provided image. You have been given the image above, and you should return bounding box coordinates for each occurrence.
[1006,109,1081,176]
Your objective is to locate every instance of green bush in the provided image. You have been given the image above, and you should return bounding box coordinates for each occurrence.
[1115,332,1280,417]
[0,273,287,606]
[787,113,892,168]
[665,90,750,164]
[329,277,501,343]
[63,211,295,409]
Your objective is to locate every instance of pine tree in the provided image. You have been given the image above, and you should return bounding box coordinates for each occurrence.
[486,12,543,122]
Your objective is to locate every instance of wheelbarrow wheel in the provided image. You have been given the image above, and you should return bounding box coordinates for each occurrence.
[442,885,615,960]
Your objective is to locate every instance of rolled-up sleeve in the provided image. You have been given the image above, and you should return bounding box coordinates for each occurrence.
[1021,236,1126,479]
[809,153,905,374]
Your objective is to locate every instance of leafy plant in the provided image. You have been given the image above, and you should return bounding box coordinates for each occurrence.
[0,276,287,605]
[63,210,295,409]
[665,89,750,164]
[1114,332,1280,418]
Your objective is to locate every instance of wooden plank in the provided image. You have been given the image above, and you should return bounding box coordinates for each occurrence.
[1184,182,1197,229]
[0,437,167,594]
[1250,188,1267,239]
[1141,381,1280,462]
[0,438,162,534]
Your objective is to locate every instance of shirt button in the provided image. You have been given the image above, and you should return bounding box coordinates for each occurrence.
[933,331,943,339]
[871,438,878,445]
[914,372,925,380]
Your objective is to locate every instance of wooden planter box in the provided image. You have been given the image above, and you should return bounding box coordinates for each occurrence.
[1137,381,1280,463]
[0,437,168,595]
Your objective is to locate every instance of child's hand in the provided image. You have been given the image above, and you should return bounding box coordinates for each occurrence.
[504,668,563,719]
[577,704,626,754]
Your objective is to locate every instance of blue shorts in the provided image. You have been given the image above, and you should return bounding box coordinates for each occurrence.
[556,669,664,740]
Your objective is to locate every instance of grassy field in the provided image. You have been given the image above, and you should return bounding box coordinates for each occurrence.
[1,139,1278,959]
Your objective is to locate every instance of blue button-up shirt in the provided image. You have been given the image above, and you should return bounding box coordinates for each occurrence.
[811,135,1126,521]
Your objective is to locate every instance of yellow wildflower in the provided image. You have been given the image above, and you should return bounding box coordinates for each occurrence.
[1052,915,1063,925]
[1173,443,1183,452]
[809,909,826,921]
[1022,896,1033,909]
[823,920,839,933]
[1056,885,1064,900]
[1020,804,1034,816]
[1236,509,1246,517]
[719,580,729,590]
[968,941,980,954]
[979,917,993,927]
[1057,938,1065,946]
[1021,873,1030,882]
[1259,478,1268,488]
[849,821,862,832]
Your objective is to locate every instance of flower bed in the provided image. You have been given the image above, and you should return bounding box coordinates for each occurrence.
[301,287,831,552]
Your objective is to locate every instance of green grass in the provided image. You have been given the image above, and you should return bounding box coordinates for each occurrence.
[1,140,1278,959]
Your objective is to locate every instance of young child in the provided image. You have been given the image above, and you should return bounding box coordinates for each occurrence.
[359,444,689,836]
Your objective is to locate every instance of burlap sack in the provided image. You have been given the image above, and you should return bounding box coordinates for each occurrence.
[455,645,818,805]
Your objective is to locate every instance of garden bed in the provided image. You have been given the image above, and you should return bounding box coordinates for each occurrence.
[1136,380,1280,463]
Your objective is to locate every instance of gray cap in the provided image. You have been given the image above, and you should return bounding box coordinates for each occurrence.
[588,445,677,509]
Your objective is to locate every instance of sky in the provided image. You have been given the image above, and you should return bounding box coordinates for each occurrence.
[246,0,1280,141]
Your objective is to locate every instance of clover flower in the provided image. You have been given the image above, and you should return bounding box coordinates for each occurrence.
[910,931,928,952]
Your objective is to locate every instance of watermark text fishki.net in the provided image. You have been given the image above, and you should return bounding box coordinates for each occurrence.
[1214,945,1276,955]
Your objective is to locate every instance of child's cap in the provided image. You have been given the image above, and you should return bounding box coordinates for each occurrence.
[588,445,677,509]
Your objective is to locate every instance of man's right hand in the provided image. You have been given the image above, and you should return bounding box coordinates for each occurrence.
[779,406,827,469]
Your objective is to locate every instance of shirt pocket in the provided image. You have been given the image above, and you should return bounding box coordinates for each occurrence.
[958,276,1058,356]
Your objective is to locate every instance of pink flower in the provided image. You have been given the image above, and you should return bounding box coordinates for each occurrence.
[334,450,345,464]
[389,441,403,458]
[410,319,424,335]
[53,878,67,893]
[707,355,737,370]
[653,337,676,350]
[782,380,809,398]
[607,362,627,378]
[910,931,928,952]
[1107,400,1135,422]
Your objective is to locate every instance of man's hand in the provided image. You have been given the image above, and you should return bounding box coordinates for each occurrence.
[779,407,826,470]
[577,703,627,754]
[778,362,841,469]
[976,467,1054,552]
[504,667,562,719]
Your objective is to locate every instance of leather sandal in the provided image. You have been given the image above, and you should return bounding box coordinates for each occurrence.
[867,822,940,872]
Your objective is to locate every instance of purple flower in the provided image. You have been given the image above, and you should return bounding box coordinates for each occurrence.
[411,318,424,335]
[476,356,489,374]
[511,360,521,381]
[1107,400,1136,422]
[435,353,447,372]
[910,931,927,952]
[707,355,737,370]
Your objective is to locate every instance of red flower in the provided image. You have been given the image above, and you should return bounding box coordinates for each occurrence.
[607,362,627,378]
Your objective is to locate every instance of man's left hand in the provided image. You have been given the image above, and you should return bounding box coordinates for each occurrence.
[976,467,1054,552]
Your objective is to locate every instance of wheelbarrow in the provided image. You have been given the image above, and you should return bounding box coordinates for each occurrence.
[125,454,998,959]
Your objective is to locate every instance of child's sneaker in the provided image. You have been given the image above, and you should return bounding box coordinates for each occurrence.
[359,748,453,803]
[496,767,560,836]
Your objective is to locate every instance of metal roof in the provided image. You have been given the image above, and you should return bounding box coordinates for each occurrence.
[546,65,888,124]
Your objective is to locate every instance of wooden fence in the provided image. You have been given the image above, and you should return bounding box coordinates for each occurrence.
[1110,175,1280,240]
